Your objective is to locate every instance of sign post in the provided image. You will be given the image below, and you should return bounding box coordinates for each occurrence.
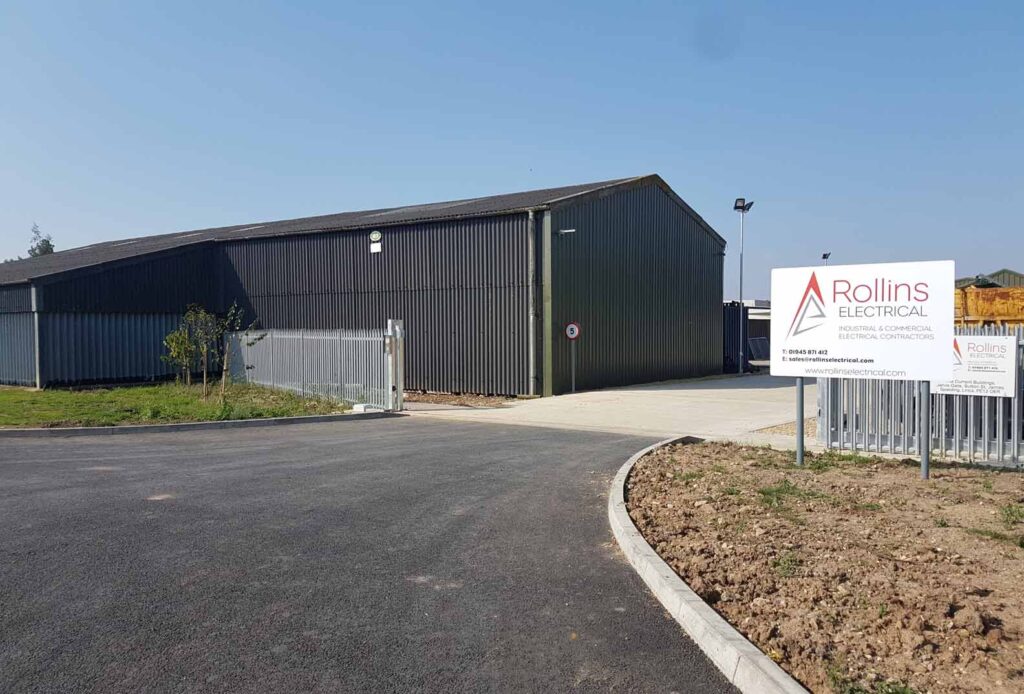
[565,322,581,393]
[795,376,805,465]
[770,260,954,477]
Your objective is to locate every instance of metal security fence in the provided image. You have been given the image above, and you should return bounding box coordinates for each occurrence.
[818,325,1024,467]
[226,319,405,411]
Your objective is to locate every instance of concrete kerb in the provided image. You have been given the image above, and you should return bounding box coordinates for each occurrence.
[608,437,809,694]
[0,411,400,438]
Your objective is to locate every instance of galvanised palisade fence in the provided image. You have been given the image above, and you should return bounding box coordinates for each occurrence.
[818,325,1023,467]
[226,319,405,412]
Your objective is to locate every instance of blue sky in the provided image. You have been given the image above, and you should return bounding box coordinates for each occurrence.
[1,1,1021,297]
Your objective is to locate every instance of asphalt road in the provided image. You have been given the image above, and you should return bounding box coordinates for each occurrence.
[0,417,735,693]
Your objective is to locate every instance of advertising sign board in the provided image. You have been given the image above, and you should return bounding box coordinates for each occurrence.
[932,335,1019,397]
[770,261,955,381]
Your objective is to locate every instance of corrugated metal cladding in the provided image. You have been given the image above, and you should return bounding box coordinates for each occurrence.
[0,285,32,313]
[991,269,1024,287]
[7,177,725,394]
[722,303,750,373]
[38,313,181,385]
[0,313,35,385]
[550,183,724,394]
[37,244,219,313]
[221,214,532,395]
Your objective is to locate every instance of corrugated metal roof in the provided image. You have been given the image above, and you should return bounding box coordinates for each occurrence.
[955,268,1024,289]
[0,177,635,286]
[0,174,722,286]
[987,268,1024,288]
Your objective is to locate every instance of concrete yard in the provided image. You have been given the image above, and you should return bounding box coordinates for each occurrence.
[0,418,735,693]
[410,374,816,440]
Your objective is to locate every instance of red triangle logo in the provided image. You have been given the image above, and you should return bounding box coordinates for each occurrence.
[787,272,827,337]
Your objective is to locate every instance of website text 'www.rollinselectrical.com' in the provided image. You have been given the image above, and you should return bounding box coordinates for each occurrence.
[781,355,908,378]
[802,366,908,378]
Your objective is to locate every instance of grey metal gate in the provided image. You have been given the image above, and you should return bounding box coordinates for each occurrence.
[226,319,405,411]
[818,325,1023,467]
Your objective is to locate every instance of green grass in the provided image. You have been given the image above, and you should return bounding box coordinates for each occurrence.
[999,503,1024,528]
[807,449,871,472]
[827,665,918,694]
[965,526,1024,549]
[771,551,801,577]
[757,479,823,508]
[0,383,347,428]
[874,684,918,694]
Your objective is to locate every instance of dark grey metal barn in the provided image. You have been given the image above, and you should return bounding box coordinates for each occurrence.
[0,174,725,395]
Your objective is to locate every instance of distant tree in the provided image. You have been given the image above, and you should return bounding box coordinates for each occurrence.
[163,302,263,400]
[183,304,219,398]
[27,223,54,257]
[162,326,196,385]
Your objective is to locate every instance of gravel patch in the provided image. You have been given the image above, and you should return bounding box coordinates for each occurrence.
[758,418,818,438]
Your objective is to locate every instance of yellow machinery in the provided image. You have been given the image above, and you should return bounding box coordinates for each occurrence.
[955,286,1024,326]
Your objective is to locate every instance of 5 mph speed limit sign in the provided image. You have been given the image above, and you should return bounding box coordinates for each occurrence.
[565,322,581,340]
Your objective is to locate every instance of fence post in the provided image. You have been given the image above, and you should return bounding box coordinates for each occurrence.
[1014,335,1022,465]
[386,319,405,412]
[920,380,931,480]
[382,327,389,410]
[395,320,404,410]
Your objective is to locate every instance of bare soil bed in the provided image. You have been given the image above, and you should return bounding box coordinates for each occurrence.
[626,441,1024,694]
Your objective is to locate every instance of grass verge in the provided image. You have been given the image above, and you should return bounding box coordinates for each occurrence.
[0,383,347,428]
